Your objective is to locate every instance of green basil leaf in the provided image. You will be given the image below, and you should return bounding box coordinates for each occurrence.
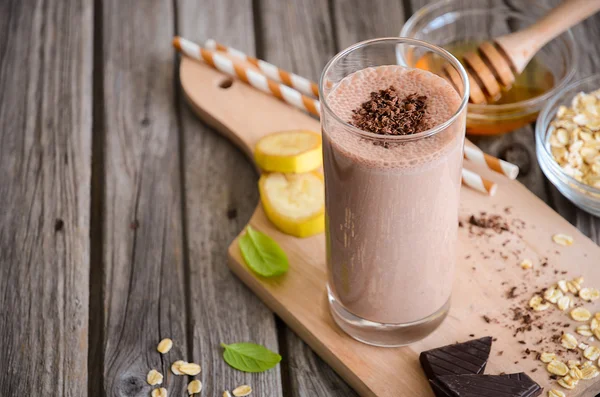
[238,225,289,277]
[221,342,282,373]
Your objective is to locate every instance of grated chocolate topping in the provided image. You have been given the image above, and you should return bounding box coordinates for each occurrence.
[350,86,429,136]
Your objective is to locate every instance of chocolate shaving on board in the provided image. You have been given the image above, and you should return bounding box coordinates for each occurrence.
[468,213,510,233]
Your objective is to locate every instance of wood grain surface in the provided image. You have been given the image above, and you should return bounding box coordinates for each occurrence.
[0,0,599,396]
[97,0,189,396]
[0,0,93,396]
[176,0,284,395]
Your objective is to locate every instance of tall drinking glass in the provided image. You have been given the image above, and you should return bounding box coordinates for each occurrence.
[319,38,469,346]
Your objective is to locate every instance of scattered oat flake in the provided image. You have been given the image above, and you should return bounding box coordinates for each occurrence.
[557,376,576,390]
[232,385,252,397]
[188,380,202,395]
[223,392,232,397]
[579,287,600,301]
[557,296,571,311]
[571,307,592,322]
[171,360,185,375]
[581,364,600,379]
[557,280,568,293]
[581,361,594,369]
[545,287,563,304]
[151,388,168,397]
[520,259,533,269]
[540,352,556,363]
[529,294,550,312]
[569,366,583,380]
[561,333,578,350]
[179,362,201,376]
[548,389,566,397]
[571,280,582,292]
[552,233,574,246]
[547,360,569,376]
[584,346,600,361]
[157,338,173,354]
[567,281,580,294]
[147,369,163,386]
[577,324,593,336]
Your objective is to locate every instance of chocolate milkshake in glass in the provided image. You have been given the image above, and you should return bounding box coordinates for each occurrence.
[319,38,469,346]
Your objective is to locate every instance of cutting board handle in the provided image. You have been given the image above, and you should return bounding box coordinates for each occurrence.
[179,57,321,164]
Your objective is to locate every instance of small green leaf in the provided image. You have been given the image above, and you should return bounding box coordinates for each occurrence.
[221,342,282,373]
[238,225,289,277]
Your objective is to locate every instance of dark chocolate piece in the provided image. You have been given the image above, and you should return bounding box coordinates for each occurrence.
[420,336,492,381]
[429,379,453,397]
[437,373,542,397]
[429,373,536,397]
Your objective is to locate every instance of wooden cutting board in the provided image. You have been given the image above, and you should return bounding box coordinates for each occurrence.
[180,57,600,397]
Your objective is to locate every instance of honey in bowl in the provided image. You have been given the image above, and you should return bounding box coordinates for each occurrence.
[414,40,555,135]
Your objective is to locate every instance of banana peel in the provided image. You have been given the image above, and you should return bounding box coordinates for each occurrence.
[254,130,322,173]
[259,171,325,238]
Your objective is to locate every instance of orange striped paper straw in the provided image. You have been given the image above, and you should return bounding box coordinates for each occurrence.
[173,37,320,117]
[463,145,519,180]
[175,37,498,196]
[462,168,498,196]
[205,39,320,98]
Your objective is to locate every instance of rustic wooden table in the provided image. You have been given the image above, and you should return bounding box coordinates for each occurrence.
[1,0,599,396]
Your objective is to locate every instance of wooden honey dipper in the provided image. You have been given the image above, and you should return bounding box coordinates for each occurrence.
[448,0,600,104]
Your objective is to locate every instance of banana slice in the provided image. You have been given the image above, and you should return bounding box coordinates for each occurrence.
[259,171,325,238]
[254,130,322,173]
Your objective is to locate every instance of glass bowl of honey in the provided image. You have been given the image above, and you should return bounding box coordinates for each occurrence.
[400,0,576,135]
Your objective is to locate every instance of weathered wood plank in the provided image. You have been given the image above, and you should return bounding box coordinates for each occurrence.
[99,0,189,396]
[176,1,283,395]
[334,0,406,46]
[0,0,92,395]
[258,0,335,82]
[281,324,358,396]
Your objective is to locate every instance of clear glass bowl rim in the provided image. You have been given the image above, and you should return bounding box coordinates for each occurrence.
[536,73,600,196]
[318,37,470,142]
[399,0,577,114]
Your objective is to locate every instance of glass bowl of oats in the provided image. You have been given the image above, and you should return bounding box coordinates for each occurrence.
[536,74,600,216]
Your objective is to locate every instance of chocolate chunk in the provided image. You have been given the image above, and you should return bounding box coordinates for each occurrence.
[436,373,542,397]
[429,379,454,397]
[420,337,492,382]
[430,373,539,397]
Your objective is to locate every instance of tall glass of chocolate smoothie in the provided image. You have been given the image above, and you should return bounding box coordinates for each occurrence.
[319,38,469,346]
